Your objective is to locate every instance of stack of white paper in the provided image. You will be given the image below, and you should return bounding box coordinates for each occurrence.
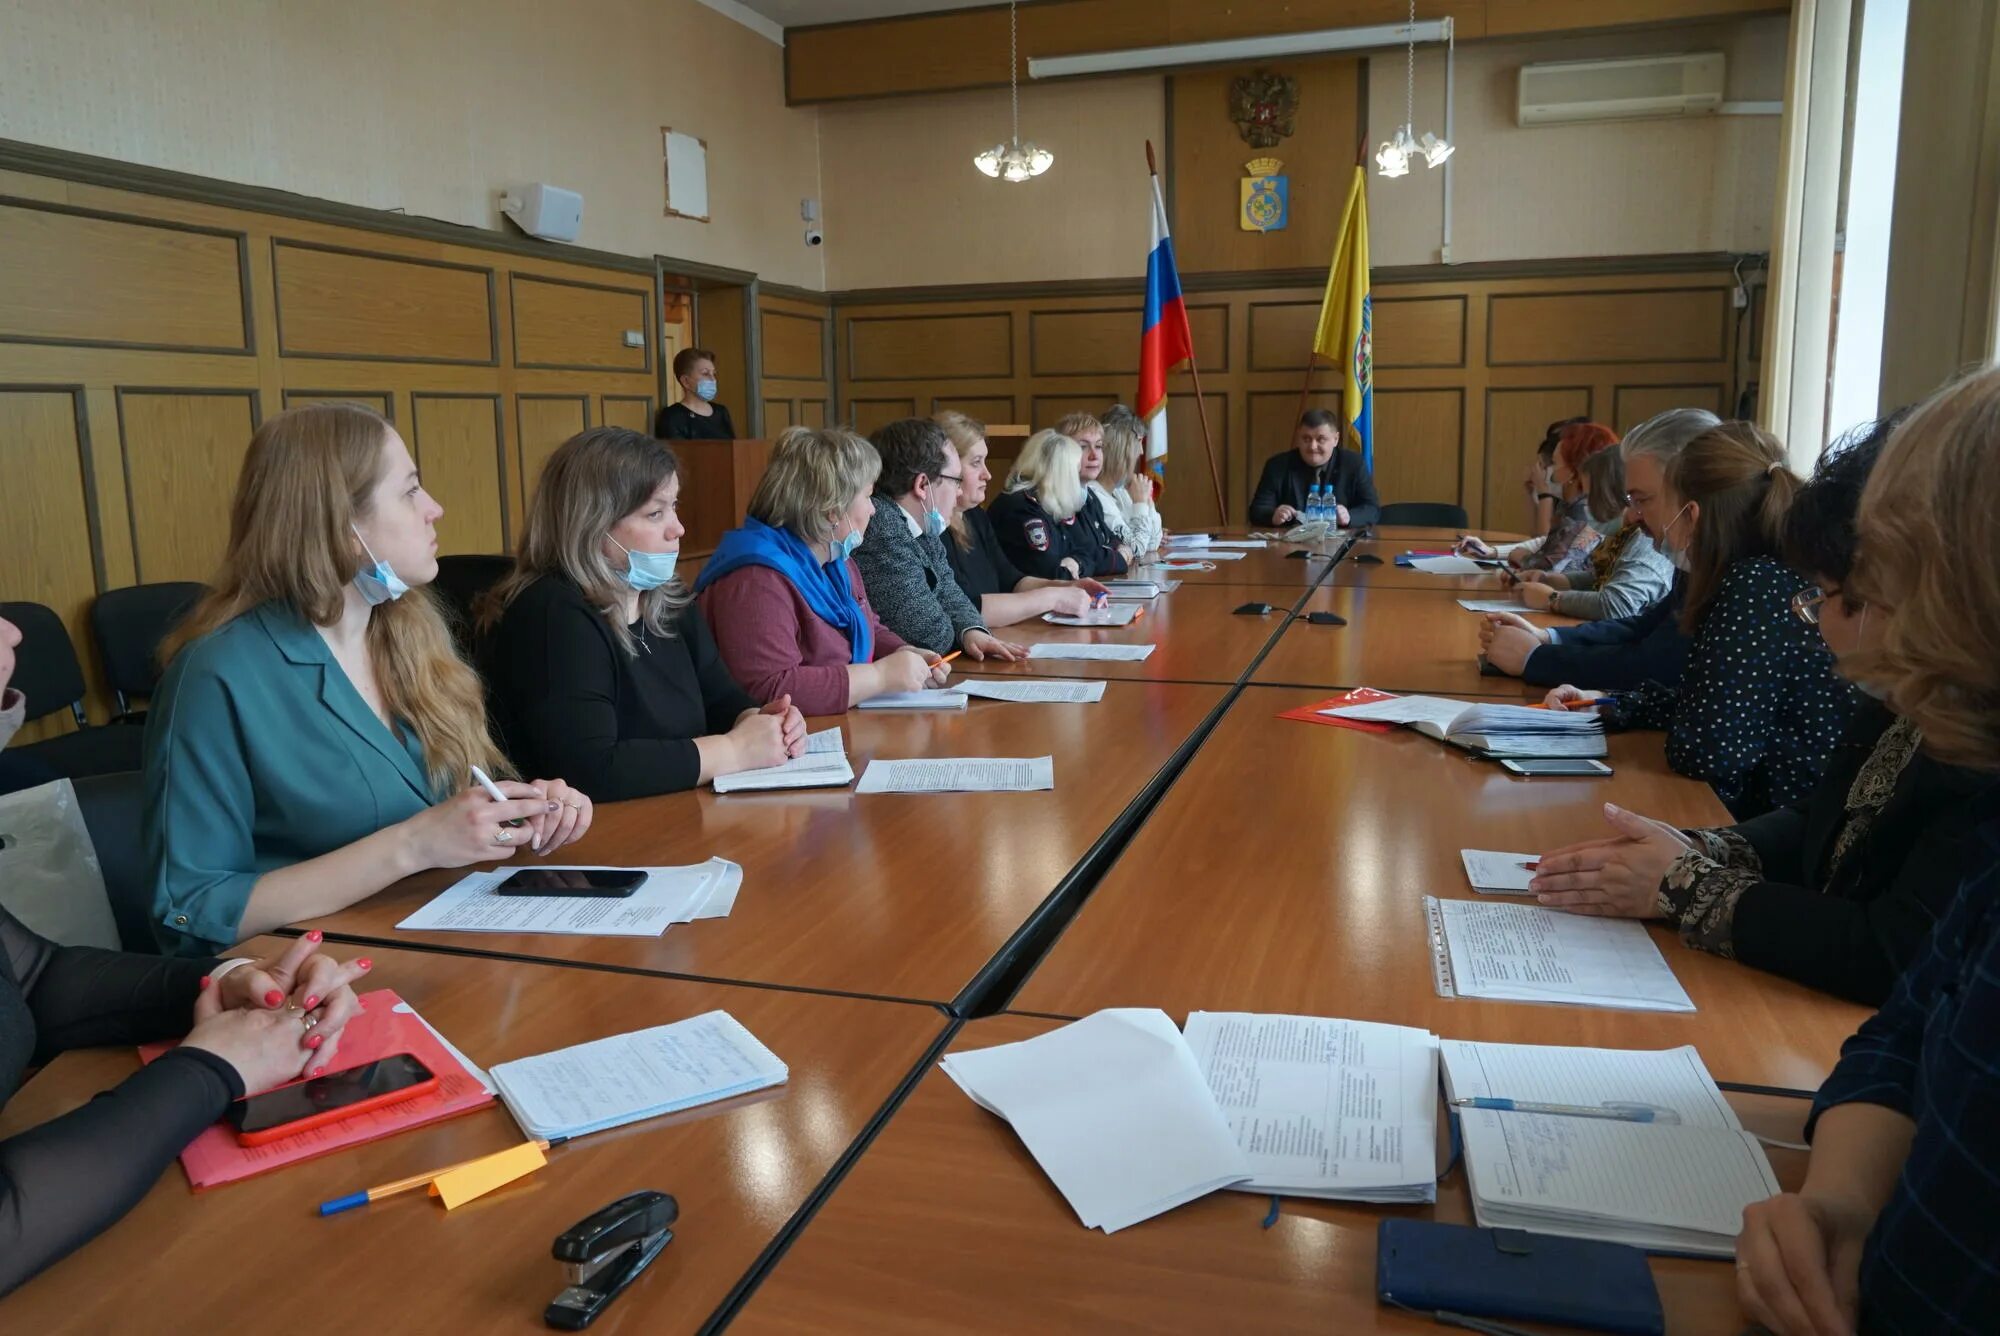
[1043,605,1140,627]
[491,1010,787,1140]
[1322,695,1605,758]
[959,678,1106,703]
[856,756,1054,793]
[1459,849,1539,895]
[713,727,854,793]
[941,1009,1252,1232]
[856,688,969,710]
[1199,551,1250,561]
[1027,643,1156,661]
[1426,897,1695,1012]
[1151,561,1210,572]
[397,859,742,937]
[1098,579,1160,600]
[1407,555,1486,574]
[1163,534,1212,548]
[1184,1012,1439,1204]
[1456,598,1525,613]
[1205,539,1269,550]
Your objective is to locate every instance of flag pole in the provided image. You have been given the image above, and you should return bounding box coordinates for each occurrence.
[1147,140,1229,528]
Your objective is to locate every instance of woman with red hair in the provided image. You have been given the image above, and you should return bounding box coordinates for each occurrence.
[1464,423,1619,573]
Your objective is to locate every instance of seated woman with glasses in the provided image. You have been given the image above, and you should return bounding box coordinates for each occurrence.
[1535,420,1855,818]
[1527,416,1991,1004]
[1511,446,1674,621]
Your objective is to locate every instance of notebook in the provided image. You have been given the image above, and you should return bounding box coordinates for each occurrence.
[1425,897,1695,1013]
[856,688,969,710]
[712,727,855,793]
[1321,694,1606,758]
[139,989,493,1189]
[1098,579,1161,600]
[489,1010,787,1141]
[1043,605,1140,627]
[1183,1012,1439,1204]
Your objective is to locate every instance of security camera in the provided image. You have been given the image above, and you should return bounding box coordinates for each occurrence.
[804,227,824,247]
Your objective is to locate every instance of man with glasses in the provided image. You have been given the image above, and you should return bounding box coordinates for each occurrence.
[853,418,1028,661]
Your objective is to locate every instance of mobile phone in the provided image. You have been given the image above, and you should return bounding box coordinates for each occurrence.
[1306,611,1347,626]
[1233,601,1274,615]
[228,1053,438,1145]
[1500,758,1614,777]
[495,868,646,898]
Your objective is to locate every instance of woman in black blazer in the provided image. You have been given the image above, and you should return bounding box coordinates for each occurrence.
[478,428,807,801]
[988,428,1129,580]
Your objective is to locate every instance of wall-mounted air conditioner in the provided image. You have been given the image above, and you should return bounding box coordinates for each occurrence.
[1518,52,1726,126]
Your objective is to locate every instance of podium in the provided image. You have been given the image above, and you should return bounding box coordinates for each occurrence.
[673,438,773,556]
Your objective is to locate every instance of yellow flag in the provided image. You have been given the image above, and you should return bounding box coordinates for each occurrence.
[1311,165,1374,465]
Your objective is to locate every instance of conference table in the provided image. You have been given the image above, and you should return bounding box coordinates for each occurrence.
[1,524,1875,1333]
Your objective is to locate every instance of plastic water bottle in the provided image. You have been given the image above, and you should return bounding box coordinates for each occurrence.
[1306,484,1325,525]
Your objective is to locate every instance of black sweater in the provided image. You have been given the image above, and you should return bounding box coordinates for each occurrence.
[480,574,758,801]
[655,401,736,441]
[1247,448,1381,527]
[987,490,1126,580]
[946,507,1028,605]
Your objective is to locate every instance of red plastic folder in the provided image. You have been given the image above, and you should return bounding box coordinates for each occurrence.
[1276,687,1401,733]
[138,989,493,1190]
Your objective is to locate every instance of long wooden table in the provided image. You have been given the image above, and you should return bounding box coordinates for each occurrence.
[1130,538,1344,588]
[1012,686,1871,1091]
[303,681,1225,1009]
[730,1012,1811,1335]
[1251,585,1566,697]
[1330,539,1521,592]
[967,582,1304,684]
[0,940,948,1333]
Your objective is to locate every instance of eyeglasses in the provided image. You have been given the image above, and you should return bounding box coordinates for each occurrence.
[932,473,963,486]
[1790,586,1827,626]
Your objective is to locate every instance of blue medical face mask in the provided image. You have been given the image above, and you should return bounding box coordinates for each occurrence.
[924,506,948,538]
[695,377,718,402]
[351,525,409,605]
[832,523,864,561]
[610,535,677,591]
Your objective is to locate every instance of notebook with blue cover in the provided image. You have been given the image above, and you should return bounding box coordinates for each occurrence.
[1376,1219,1665,1336]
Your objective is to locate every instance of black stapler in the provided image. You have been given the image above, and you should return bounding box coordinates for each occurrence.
[544,1191,679,1330]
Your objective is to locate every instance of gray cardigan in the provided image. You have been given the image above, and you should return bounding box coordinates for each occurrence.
[1548,524,1674,621]
[851,494,988,654]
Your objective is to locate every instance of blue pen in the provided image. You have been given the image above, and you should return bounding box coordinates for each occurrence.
[1451,1097,1657,1123]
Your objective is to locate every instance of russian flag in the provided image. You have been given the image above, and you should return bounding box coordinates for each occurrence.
[1137,173,1192,481]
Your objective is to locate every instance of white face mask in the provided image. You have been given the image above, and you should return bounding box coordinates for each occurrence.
[351,525,409,605]
[1655,503,1693,572]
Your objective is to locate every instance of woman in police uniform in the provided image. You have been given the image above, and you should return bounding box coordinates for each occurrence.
[987,429,1127,580]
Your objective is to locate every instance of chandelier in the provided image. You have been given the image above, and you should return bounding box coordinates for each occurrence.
[1376,0,1454,178]
[974,1,1053,182]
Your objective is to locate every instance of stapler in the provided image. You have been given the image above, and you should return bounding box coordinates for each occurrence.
[544,1191,678,1330]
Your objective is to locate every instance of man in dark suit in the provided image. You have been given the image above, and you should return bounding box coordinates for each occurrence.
[1247,409,1381,527]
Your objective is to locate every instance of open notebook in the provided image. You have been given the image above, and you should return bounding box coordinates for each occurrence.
[1441,1040,1779,1256]
[1322,694,1606,758]
[712,727,854,793]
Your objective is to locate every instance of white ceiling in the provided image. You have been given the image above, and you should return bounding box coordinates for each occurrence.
[736,0,1000,28]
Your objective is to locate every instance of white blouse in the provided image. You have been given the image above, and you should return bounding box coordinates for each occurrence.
[1086,479,1164,560]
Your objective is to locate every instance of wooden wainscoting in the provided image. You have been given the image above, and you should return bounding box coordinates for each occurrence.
[0,162,660,742]
[830,258,1749,533]
[756,287,836,435]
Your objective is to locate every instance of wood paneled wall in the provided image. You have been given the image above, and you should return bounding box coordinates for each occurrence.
[1,167,658,741]
[831,260,1748,533]
[756,289,835,435]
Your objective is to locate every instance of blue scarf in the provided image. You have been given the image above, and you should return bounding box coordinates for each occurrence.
[694,517,873,663]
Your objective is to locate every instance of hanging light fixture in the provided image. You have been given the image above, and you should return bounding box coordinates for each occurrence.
[1376,0,1453,178]
[974,1,1053,182]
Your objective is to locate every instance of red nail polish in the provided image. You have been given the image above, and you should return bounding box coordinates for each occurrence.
[264,989,284,1007]
[307,929,323,943]
[303,996,319,1011]
[310,1066,326,1078]
[306,1034,323,1049]
[198,976,212,990]
[357,958,372,970]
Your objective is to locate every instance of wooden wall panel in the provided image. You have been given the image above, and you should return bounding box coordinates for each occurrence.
[851,398,918,435]
[765,399,795,431]
[848,313,1012,381]
[756,291,837,436]
[509,275,649,373]
[516,396,589,505]
[933,396,1017,424]
[798,400,829,428]
[0,388,100,741]
[412,395,506,555]
[1483,387,1593,529]
[1372,389,1466,509]
[1488,288,1729,365]
[601,396,654,432]
[1162,392,1229,528]
[1374,297,1469,369]
[761,309,828,382]
[118,389,258,583]
[283,390,393,418]
[1613,382,1726,432]
[0,202,247,353]
[274,241,495,364]
[1029,305,1226,377]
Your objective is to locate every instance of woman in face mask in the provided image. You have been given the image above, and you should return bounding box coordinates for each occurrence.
[1527,415,1995,1004]
[656,347,737,442]
[1540,420,1856,818]
[476,428,806,800]
[695,427,951,713]
[145,404,593,956]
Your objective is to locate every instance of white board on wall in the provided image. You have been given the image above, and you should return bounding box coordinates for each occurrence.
[663,128,709,222]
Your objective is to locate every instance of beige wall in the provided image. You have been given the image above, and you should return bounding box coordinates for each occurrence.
[1366,16,1788,266]
[0,0,826,288]
[819,75,1166,290]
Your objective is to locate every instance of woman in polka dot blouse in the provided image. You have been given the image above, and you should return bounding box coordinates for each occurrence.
[1544,420,1857,818]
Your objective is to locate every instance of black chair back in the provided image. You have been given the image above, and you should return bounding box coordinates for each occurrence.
[91,582,205,716]
[431,554,514,654]
[71,770,159,953]
[1377,501,1470,528]
[0,601,88,727]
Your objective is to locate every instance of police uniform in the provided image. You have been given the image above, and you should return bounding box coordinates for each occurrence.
[988,488,1110,580]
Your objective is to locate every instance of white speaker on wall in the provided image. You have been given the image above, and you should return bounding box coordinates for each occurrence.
[500,183,583,243]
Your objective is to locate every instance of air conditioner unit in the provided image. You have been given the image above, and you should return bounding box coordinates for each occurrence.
[1517,52,1725,127]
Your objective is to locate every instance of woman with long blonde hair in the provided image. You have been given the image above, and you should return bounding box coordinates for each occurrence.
[476,427,805,799]
[145,404,593,954]
[988,428,1126,579]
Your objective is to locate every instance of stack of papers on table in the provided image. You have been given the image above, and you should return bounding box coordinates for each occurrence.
[1151,562,1211,572]
[713,727,853,793]
[1027,643,1155,661]
[1184,1012,1439,1204]
[959,678,1106,703]
[1441,1040,1777,1255]
[1459,849,1539,894]
[491,1010,787,1140]
[398,859,742,937]
[941,1009,1252,1232]
[856,756,1054,793]
[1043,604,1140,627]
[1199,551,1250,561]
[1205,539,1268,549]
[856,688,969,710]
[1399,555,1487,574]
[1321,694,1605,758]
[1456,598,1525,613]
[1099,579,1163,599]
[1163,534,1212,548]
[1424,897,1694,1012]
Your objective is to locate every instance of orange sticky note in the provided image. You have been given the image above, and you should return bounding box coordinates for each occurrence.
[429,1140,548,1210]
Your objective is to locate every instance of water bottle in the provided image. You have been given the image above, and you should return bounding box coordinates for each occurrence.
[1306,484,1324,525]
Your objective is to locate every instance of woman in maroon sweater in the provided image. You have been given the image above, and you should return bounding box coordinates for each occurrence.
[696,427,950,714]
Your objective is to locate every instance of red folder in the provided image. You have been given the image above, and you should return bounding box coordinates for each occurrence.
[1276,687,1401,733]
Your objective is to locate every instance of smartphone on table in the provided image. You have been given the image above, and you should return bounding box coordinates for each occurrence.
[228,1053,438,1146]
[1499,758,1613,777]
[494,868,646,898]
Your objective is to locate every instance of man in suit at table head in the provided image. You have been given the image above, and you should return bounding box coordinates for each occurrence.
[1247,409,1381,529]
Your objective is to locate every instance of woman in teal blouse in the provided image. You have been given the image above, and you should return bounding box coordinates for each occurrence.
[144,404,595,955]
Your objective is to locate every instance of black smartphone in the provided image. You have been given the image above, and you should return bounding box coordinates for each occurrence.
[1353,553,1384,565]
[1499,758,1614,777]
[495,868,646,898]
[1306,611,1346,626]
[228,1053,438,1143]
[1233,602,1274,615]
